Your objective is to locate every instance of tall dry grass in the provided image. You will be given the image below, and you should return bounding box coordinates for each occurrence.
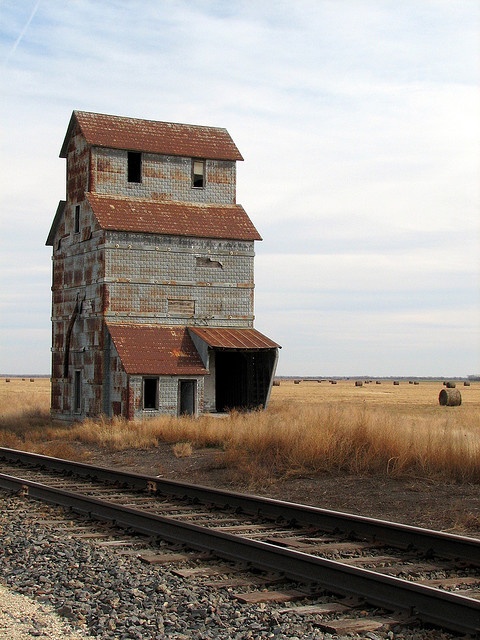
[1,378,479,484]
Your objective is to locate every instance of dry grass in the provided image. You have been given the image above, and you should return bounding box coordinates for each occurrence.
[172,442,193,458]
[1,377,479,483]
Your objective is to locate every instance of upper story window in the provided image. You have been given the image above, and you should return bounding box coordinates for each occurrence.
[128,151,142,183]
[192,159,205,188]
[74,205,80,233]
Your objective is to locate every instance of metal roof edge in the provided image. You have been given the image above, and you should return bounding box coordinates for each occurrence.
[46,200,66,246]
[59,111,78,158]
[188,326,281,350]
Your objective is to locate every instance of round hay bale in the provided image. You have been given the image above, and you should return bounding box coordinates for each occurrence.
[393,381,399,385]
[273,380,280,386]
[355,380,363,387]
[294,380,301,385]
[446,381,456,388]
[464,381,471,387]
[376,381,381,384]
[439,388,462,406]
[414,381,419,385]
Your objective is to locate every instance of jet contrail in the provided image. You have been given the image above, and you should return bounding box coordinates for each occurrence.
[4,0,41,66]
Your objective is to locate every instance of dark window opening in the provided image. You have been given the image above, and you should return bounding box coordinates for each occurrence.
[128,151,142,183]
[143,377,158,410]
[74,370,81,412]
[192,159,205,188]
[74,205,80,233]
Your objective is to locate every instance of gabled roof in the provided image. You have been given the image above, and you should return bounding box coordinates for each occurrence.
[107,324,208,375]
[60,110,244,161]
[87,193,262,241]
[189,327,281,350]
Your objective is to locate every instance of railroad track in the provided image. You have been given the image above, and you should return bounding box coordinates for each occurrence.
[0,447,478,636]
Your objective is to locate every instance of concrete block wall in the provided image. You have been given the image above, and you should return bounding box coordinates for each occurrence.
[127,375,205,419]
[66,127,90,203]
[50,200,107,419]
[92,148,236,204]
[103,231,255,326]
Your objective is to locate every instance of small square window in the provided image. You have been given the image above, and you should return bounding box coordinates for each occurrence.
[74,205,80,233]
[192,159,205,188]
[128,151,142,183]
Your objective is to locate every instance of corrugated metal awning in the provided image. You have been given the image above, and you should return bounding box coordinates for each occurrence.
[189,327,281,350]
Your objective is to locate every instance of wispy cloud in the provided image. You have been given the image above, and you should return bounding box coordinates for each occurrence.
[3,0,41,66]
[0,0,478,375]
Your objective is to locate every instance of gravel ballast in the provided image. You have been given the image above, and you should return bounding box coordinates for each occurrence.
[0,492,460,639]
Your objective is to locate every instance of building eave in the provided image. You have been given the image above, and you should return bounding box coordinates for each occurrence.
[46,200,66,246]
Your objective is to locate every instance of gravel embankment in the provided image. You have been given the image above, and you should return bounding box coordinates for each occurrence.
[0,583,95,639]
[0,492,459,640]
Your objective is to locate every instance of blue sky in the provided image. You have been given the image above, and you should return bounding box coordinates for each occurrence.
[1,0,479,376]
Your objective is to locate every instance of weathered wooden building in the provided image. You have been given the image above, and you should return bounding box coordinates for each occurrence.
[46,111,280,420]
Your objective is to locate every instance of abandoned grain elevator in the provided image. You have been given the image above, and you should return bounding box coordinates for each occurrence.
[46,111,280,420]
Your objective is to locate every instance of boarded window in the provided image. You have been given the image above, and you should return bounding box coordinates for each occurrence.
[196,256,223,269]
[143,377,158,410]
[128,151,142,183]
[168,298,195,316]
[192,159,205,188]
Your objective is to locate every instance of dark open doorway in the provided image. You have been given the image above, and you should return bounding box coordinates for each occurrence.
[179,379,196,416]
[215,350,276,412]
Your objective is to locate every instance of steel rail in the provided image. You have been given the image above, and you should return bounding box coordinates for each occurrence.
[0,471,478,635]
[0,447,478,565]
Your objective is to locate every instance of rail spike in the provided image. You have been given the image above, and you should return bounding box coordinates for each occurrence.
[19,484,29,497]
[147,480,157,494]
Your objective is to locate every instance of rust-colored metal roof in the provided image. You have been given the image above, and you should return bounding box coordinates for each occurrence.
[189,327,281,350]
[107,324,208,375]
[87,193,261,241]
[60,111,243,161]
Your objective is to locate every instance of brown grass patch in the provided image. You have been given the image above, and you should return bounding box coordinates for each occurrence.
[172,442,193,458]
[1,378,479,485]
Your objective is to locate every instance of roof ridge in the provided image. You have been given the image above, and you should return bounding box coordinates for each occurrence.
[73,109,230,133]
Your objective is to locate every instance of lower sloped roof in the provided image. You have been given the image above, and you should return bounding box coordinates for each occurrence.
[87,193,261,241]
[189,327,281,350]
[107,323,208,375]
